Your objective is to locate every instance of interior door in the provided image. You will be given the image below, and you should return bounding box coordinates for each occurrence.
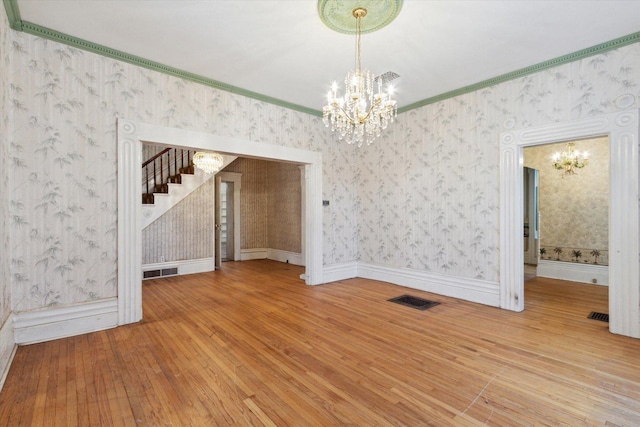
[224,182,234,261]
[523,167,540,265]
[214,175,222,268]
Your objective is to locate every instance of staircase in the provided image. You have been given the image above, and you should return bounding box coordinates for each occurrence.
[141,147,236,229]
[142,147,194,205]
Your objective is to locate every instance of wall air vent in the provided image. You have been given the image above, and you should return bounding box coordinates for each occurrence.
[143,267,178,280]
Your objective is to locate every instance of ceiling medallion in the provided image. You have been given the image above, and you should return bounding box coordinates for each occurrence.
[319,0,402,146]
[318,0,403,34]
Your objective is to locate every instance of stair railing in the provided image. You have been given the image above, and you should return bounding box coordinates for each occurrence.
[142,148,193,203]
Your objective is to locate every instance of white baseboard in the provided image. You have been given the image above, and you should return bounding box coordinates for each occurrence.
[323,261,358,283]
[13,298,118,345]
[267,249,304,266]
[0,313,16,392]
[537,260,609,285]
[240,248,268,261]
[358,263,500,307]
[143,257,215,279]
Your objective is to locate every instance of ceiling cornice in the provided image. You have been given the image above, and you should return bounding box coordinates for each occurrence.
[3,0,640,118]
[397,31,640,114]
[2,0,323,117]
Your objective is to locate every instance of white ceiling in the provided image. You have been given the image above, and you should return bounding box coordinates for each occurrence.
[14,0,640,112]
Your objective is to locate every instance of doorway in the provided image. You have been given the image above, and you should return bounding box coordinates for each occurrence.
[523,166,539,268]
[220,181,232,261]
[499,109,640,338]
[215,172,242,267]
[117,119,324,326]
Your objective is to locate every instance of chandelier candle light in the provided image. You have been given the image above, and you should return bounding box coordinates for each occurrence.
[551,142,589,176]
[321,5,399,146]
[193,151,224,174]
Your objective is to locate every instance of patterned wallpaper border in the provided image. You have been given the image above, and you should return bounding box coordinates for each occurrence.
[539,246,609,266]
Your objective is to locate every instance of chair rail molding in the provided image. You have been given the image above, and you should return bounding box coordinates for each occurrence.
[500,109,639,339]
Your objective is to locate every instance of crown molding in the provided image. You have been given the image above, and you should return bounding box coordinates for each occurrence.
[3,0,639,117]
[2,0,322,116]
[398,31,640,114]
[21,22,323,117]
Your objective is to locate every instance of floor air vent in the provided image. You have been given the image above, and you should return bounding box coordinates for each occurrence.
[388,295,440,311]
[588,311,609,322]
[143,267,178,279]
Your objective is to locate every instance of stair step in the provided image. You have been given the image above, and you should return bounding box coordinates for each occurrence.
[142,193,155,204]
[167,174,182,184]
[154,183,169,193]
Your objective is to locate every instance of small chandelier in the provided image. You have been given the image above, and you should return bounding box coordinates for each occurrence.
[551,142,589,176]
[193,151,223,174]
[322,7,398,147]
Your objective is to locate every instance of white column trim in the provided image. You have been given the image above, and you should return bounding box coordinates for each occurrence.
[0,314,16,392]
[117,119,143,324]
[304,157,324,285]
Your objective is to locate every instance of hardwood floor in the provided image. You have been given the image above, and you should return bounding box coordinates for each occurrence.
[1,260,639,426]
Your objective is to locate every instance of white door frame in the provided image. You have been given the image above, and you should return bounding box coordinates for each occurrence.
[216,172,242,262]
[499,109,639,338]
[117,119,323,325]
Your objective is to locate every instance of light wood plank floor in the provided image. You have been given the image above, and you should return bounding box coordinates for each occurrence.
[1,260,639,426]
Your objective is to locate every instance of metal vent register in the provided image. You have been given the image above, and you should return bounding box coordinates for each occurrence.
[588,311,609,322]
[388,295,440,311]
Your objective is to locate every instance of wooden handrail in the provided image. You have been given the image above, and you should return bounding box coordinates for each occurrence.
[142,147,171,168]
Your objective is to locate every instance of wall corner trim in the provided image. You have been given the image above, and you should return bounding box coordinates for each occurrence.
[322,261,358,283]
[13,298,118,345]
[2,0,22,30]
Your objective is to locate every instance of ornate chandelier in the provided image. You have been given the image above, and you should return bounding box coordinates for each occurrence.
[193,151,223,174]
[322,7,398,147]
[551,142,589,176]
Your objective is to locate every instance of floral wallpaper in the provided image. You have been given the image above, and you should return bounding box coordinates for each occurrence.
[0,8,10,324]
[524,137,609,265]
[7,31,357,312]
[4,19,639,314]
[357,44,640,283]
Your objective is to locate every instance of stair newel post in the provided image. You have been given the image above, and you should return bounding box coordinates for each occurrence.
[153,159,157,192]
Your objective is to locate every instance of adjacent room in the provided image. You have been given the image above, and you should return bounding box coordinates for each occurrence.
[1,0,640,425]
